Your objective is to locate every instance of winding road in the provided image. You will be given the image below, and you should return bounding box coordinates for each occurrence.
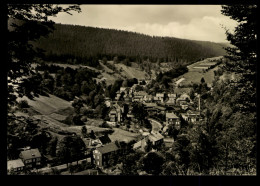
[148,118,163,132]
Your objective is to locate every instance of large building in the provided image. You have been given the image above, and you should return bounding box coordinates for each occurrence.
[19,148,41,169]
[181,110,201,123]
[93,143,119,168]
[166,112,180,129]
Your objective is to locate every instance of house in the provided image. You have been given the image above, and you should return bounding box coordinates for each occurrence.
[93,143,119,168]
[126,105,135,118]
[148,131,164,146]
[119,87,130,100]
[144,102,158,115]
[154,106,166,114]
[108,104,124,123]
[133,91,147,102]
[108,109,117,122]
[133,138,147,152]
[19,148,41,169]
[181,104,189,110]
[133,95,144,102]
[143,95,153,102]
[166,112,180,129]
[124,95,131,102]
[154,93,165,103]
[83,135,111,149]
[115,91,121,101]
[181,110,200,123]
[120,87,127,93]
[166,93,176,104]
[133,132,164,152]
[7,159,25,173]
[179,93,191,101]
[104,97,112,107]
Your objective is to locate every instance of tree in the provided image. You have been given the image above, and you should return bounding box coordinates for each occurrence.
[81,126,87,138]
[135,85,144,92]
[200,77,205,84]
[144,139,153,153]
[50,167,61,175]
[7,4,81,159]
[131,103,148,126]
[57,136,86,167]
[89,130,96,139]
[140,152,165,175]
[72,114,84,125]
[7,4,81,112]
[172,134,192,175]
[68,164,76,175]
[221,4,257,113]
[72,98,84,114]
[121,151,145,175]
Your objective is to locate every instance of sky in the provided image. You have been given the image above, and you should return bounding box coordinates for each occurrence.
[50,5,238,43]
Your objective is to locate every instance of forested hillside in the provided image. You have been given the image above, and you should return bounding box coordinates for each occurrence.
[32,23,228,66]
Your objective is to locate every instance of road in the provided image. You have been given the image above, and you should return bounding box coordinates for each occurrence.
[34,159,89,174]
[148,118,163,132]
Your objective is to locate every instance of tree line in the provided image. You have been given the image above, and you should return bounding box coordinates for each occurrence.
[31,23,227,67]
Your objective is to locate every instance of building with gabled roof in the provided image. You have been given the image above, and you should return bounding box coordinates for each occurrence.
[166,93,177,104]
[166,112,180,129]
[19,148,41,169]
[7,159,25,173]
[148,131,164,146]
[143,95,153,102]
[133,131,164,152]
[181,110,201,123]
[93,143,120,168]
[133,138,147,152]
[154,93,165,103]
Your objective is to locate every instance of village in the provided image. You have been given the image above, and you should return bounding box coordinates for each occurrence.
[8,75,204,175]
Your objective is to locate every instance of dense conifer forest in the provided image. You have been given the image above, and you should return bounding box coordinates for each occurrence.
[32,23,228,66]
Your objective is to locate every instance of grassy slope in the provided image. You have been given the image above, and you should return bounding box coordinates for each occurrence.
[109,128,140,143]
[17,94,109,136]
[17,94,72,115]
[172,56,223,94]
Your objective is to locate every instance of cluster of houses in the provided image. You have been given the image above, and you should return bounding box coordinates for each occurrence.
[7,147,42,173]
[104,81,202,130]
[8,78,204,173]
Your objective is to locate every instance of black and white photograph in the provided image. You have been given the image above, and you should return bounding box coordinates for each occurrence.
[7,4,257,176]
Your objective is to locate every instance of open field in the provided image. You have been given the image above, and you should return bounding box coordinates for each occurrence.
[172,56,223,94]
[17,94,110,137]
[109,128,140,143]
[174,56,222,87]
[17,94,72,115]
[177,66,218,86]
[115,63,148,79]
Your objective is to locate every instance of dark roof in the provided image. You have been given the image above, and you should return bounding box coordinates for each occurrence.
[96,143,119,154]
[20,148,41,160]
[99,135,111,144]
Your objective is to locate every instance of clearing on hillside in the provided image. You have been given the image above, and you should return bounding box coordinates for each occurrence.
[17,94,72,115]
[109,128,140,143]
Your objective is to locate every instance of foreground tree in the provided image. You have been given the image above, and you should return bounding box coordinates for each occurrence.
[221,4,257,113]
[7,4,81,113]
[7,4,81,161]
